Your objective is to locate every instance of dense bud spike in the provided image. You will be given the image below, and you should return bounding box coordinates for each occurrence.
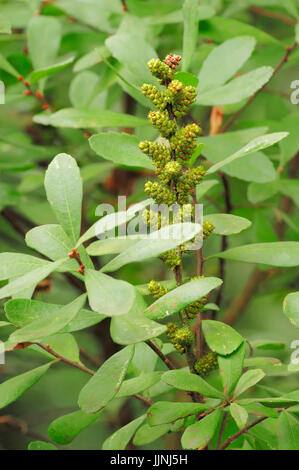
[194,352,218,377]
[142,209,167,230]
[203,221,215,239]
[165,160,182,177]
[148,110,177,138]
[164,54,182,70]
[144,181,176,205]
[160,248,181,270]
[141,83,170,111]
[147,58,174,81]
[148,280,168,299]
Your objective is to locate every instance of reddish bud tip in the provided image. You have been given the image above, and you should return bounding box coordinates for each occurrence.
[122,5,127,11]
[68,252,74,258]
[36,90,43,99]
[23,47,29,54]
[278,166,284,173]
[46,344,50,349]
[24,80,30,86]
[18,75,23,82]
[76,251,80,256]
[84,132,91,138]
[43,104,50,110]
[23,90,32,96]
[80,264,85,269]
[68,16,76,22]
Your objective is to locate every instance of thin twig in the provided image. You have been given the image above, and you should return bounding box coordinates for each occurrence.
[220,41,298,133]
[216,411,228,449]
[32,342,152,407]
[219,416,267,450]
[146,340,176,370]
[249,6,296,26]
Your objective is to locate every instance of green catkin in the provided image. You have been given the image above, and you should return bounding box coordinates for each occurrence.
[194,352,218,377]
[148,280,168,299]
[144,181,176,205]
[166,323,195,355]
[141,84,170,111]
[142,209,167,230]
[160,248,181,270]
[147,58,174,82]
[203,221,215,239]
[148,110,177,138]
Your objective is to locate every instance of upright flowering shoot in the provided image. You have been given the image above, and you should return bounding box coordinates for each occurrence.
[141,55,215,364]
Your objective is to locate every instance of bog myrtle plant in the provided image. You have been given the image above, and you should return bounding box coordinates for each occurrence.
[0,0,299,452]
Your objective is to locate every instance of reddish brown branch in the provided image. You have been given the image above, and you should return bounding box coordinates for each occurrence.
[219,416,267,450]
[249,6,296,26]
[220,41,297,133]
[146,340,176,370]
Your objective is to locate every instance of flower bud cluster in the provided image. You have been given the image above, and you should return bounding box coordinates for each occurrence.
[160,248,181,271]
[144,181,176,205]
[148,110,177,138]
[166,323,195,354]
[194,352,218,377]
[147,280,168,299]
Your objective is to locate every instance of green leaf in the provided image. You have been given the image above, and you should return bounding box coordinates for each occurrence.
[76,199,153,247]
[5,298,105,333]
[182,0,199,72]
[105,32,157,86]
[41,109,148,130]
[207,132,288,174]
[204,214,251,235]
[202,320,243,356]
[73,45,110,73]
[133,422,171,446]
[78,345,134,414]
[296,23,299,43]
[117,372,163,398]
[56,0,120,33]
[89,132,153,170]
[0,362,53,409]
[162,369,223,399]
[111,309,166,346]
[0,253,48,280]
[25,224,92,271]
[218,341,246,396]
[197,66,273,106]
[283,292,299,328]
[48,409,99,445]
[87,237,141,256]
[27,16,61,90]
[196,179,219,200]
[103,414,146,450]
[0,53,19,77]
[200,127,276,183]
[279,112,299,166]
[29,56,75,84]
[0,259,65,300]
[279,179,299,208]
[197,36,256,93]
[30,333,80,364]
[230,403,248,429]
[277,411,299,450]
[197,16,282,45]
[250,339,285,351]
[148,401,212,426]
[9,294,87,344]
[44,154,82,244]
[144,277,222,320]
[181,409,223,449]
[213,242,299,267]
[28,441,57,450]
[85,269,136,316]
[174,71,199,88]
[247,180,279,204]
[0,15,11,34]
[233,369,265,398]
[101,223,202,273]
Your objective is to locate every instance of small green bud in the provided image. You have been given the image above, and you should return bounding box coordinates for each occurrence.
[148,280,168,299]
